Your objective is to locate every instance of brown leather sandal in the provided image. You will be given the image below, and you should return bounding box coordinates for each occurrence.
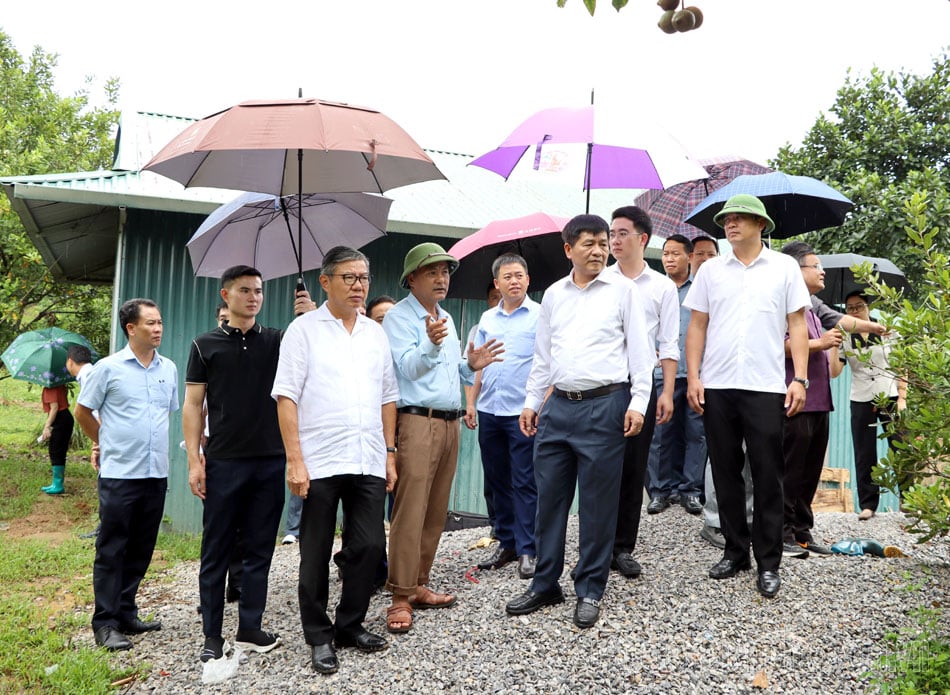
[409,586,457,610]
[386,604,413,633]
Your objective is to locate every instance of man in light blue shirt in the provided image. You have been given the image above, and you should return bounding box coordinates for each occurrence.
[382,242,503,633]
[470,254,540,580]
[75,298,179,651]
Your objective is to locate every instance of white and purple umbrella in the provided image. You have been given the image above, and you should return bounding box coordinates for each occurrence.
[187,191,392,282]
[469,105,708,212]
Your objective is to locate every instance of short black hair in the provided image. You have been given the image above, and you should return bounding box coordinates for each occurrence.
[366,295,396,318]
[491,253,528,278]
[845,290,869,304]
[562,214,609,247]
[66,345,93,365]
[664,234,693,253]
[691,235,719,253]
[781,240,816,264]
[221,265,262,288]
[118,298,159,338]
[611,205,653,243]
[215,302,229,319]
[321,246,369,277]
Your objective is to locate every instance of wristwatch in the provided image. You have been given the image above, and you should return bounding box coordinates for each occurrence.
[386,447,398,454]
[792,377,809,389]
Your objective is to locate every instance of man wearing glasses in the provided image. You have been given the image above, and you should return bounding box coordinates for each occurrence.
[382,243,504,634]
[273,247,398,674]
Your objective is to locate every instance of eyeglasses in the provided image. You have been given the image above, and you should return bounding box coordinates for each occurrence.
[800,263,824,272]
[608,230,643,240]
[331,273,372,287]
[845,302,867,313]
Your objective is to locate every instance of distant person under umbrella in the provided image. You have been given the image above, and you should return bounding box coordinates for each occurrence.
[38,379,74,495]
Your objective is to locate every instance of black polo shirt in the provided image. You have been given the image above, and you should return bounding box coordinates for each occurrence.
[185,322,285,459]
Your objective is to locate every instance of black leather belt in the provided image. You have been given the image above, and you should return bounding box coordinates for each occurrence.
[398,405,463,421]
[553,382,629,401]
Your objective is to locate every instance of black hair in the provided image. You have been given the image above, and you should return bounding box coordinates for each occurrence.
[491,253,528,278]
[611,205,653,243]
[221,265,262,288]
[562,214,609,247]
[215,302,229,319]
[118,298,159,338]
[691,235,719,253]
[366,294,396,318]
[66,345,93,365]
[664,234,693,253]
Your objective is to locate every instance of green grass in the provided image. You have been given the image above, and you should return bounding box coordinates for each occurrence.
[0,376,201,693]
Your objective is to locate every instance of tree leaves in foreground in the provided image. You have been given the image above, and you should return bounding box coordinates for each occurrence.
[772,51,950,298]
[0,31,119,357]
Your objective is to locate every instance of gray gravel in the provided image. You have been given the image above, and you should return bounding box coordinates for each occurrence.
[99,509,947,694]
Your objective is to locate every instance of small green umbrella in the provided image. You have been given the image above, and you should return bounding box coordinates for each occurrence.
[0,328,100,388]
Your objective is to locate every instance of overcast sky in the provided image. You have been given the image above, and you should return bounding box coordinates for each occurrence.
[3,0,948,167]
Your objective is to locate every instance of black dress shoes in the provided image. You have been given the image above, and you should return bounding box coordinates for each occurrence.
[611,552,642,578]
[573,597,600,629]
[94,626,133,651]
[680,495,703,515]
[311,643,339,674]
[708,556,752,579]
[647,496,671,514]
[517,555,536,579]
[478,546,518,570]
[505,589,565,615]
[757,571,781,598]
[119,617,162,634]
[334,628,388,653]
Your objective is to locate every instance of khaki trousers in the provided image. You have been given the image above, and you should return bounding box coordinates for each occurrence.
[387,413,459,597]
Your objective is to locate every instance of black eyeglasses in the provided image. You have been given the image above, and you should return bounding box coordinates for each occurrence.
[331,273,372,287]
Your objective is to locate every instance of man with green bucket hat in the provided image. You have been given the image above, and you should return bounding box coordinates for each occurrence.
[683,194,810,598]
[382,242,504,633]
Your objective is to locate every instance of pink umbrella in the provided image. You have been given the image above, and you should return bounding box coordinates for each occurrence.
[633,156,772,239]
[469,105,707,212]
[446,212,570,299]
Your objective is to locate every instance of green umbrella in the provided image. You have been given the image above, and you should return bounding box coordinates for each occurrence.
[0,328,100,388]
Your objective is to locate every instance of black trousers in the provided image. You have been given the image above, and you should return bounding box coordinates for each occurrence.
[299,474,386,646]
[782,411,829,543]
[850,398,900,511]
[703,389,785,572]
[613,383,658,554]
[48,408,74,467]
[92,477,167,630]
[199,456,285,638]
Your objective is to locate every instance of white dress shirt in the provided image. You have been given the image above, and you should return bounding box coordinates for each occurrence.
[271,303,400,481]
[683,246,810,394]
[524,269,653,414]
[604,262,680,366]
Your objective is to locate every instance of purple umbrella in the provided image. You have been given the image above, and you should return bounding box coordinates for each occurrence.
[469,105,708,212]
[633,156,772,239]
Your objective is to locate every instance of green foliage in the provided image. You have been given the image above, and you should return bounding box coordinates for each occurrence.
[866,606,950,695]
[859,193,950,542]
[0,30,118,357]
[772,51,950,297]
[556,0,630,15]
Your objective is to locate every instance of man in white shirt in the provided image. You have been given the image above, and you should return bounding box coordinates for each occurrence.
[605,206,680,579]
[684,194,810,598]
[505,214,653,629]
[272,246,399,675]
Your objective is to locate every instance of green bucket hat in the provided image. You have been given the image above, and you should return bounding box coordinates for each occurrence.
[400,243,459,289]
[713,194,776,235]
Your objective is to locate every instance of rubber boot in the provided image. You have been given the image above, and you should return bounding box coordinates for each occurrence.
[42,465,65,495]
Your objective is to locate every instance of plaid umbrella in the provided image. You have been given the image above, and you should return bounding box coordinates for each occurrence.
[633,156,771,239]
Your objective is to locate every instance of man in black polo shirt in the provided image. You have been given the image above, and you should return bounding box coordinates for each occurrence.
[183,265,314,662]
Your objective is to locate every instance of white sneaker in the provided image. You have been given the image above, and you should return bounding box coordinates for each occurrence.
[281,534,298,545]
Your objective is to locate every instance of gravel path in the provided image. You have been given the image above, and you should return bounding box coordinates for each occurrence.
[103,509,947,694]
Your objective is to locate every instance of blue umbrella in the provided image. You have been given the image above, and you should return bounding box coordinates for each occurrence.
[683,172,853,239]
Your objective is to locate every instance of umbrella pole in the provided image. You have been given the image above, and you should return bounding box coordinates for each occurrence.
[585,142,592,214]
[297,148,305,292]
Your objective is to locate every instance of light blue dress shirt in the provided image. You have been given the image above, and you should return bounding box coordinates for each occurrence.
[475,297,540,416]
[383,293,474,410]
[77,344,179,479]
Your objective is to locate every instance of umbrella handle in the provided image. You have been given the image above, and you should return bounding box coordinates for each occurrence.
[294,278,308,317]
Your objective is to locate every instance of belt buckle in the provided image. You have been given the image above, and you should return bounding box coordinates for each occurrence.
[565,390,583,401]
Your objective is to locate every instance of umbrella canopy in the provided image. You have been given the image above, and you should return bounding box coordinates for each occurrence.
[446,212,570,299]
[187,191,393,282]
[469,105,708,212]
[1,328,99,388]
[143,98,445,196]
[683,171,854,239]
[814,253,909,306]
[633,156,772,239]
